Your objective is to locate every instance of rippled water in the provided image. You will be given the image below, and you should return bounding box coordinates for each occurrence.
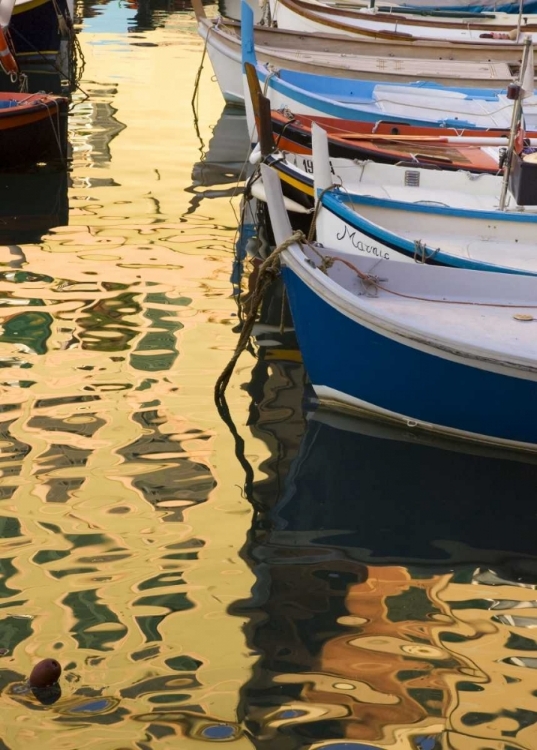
[2,2,537,748]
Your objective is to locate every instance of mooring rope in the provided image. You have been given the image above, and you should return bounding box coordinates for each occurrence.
[305,241,537,309]
[191,22,215,111]
[8,24,88,99]
[43,99,66,163]
[216,209,537,404]
[306,183,338,242]
[214,229,306,404]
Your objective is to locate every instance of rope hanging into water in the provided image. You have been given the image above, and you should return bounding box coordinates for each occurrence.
[216,216,537,402]
[191,22,217,110]
[44,98,66,164]
[214,230,306,404]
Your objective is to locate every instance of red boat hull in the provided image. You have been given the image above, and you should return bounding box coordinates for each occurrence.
[0,92,68,170]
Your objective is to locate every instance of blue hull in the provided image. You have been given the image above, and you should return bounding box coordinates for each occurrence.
[282,265,537,446]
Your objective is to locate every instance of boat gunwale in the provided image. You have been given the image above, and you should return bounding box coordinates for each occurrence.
[282,239,537,376]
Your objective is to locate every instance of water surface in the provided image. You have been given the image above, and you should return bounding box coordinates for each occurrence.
[1,3,537,748]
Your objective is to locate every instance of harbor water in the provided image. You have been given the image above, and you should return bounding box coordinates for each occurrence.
[0,1,537,747]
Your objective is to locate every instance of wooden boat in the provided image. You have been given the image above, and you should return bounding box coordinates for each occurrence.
[326,0,537,12]
[256,124,537,274]
[0,91,68,169]
[266,107,515,172]
[260,162,537,451]
[194,0,537,67]
[192,0,528,104]
[240,3,537,133]
[0,0,75,95]
[267,0,537,40]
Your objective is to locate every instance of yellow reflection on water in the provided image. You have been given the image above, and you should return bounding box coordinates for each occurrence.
[0,9,259,748]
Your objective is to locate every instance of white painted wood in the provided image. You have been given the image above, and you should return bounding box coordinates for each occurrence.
[260,164,299,242]
[312,123,333,199]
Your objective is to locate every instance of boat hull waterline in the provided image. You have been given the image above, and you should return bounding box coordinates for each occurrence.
[285,260,537,450]
[260,164,537,452]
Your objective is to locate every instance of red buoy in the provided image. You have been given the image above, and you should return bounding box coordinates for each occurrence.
[29,659,62,688]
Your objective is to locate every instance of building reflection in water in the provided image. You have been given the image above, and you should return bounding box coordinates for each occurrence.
[0,261,220,738]
[76,0,214,30]
[130,0,214,31]
[229,327,537,749]
[69,87,126,177]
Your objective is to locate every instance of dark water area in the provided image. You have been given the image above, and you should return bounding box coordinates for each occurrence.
[232,344,537,749]
[0,1,537,748]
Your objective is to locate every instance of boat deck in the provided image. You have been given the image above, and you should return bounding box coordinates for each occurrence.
[306,248,537,366]
[257,43,514,80]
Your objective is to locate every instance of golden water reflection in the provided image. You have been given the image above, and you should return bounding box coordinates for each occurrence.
[0,6,256,748]
[1,2,537,748]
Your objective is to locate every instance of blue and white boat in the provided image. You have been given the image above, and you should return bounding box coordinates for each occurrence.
[193,0,529,107]
[250,123,537,275]
[260,163,537,451]
[385,0,537,11]
[241,1,537,134]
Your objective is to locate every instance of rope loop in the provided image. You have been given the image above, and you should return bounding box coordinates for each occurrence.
[307,183,338,243]
[214,230,306,403]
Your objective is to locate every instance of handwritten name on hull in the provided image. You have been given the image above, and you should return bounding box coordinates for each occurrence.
[336,224,390,260]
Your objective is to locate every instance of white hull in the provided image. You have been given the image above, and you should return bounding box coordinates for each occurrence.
[315,386,537,453]
[316,207,402,262]
[265,143,537,274]
[204,24,244,104]
[269,0,537,41]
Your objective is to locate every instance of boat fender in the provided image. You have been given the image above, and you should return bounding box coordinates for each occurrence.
[0,29,18,80]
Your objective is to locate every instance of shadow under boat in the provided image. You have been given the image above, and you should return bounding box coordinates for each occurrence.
[0,169,69,245]
[230,408,537,749]
[271,408,537,573]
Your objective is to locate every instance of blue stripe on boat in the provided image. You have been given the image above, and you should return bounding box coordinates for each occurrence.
[402,1,537,10]
[240,0,507,129]
[320,192,537,275]
[276,68,504,101]
[325,190,537,224]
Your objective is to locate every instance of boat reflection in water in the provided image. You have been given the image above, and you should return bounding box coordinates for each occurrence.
[130,0,214,30]
[0,169,69,247]
[233,398,537,749]
[187,103,250,215]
